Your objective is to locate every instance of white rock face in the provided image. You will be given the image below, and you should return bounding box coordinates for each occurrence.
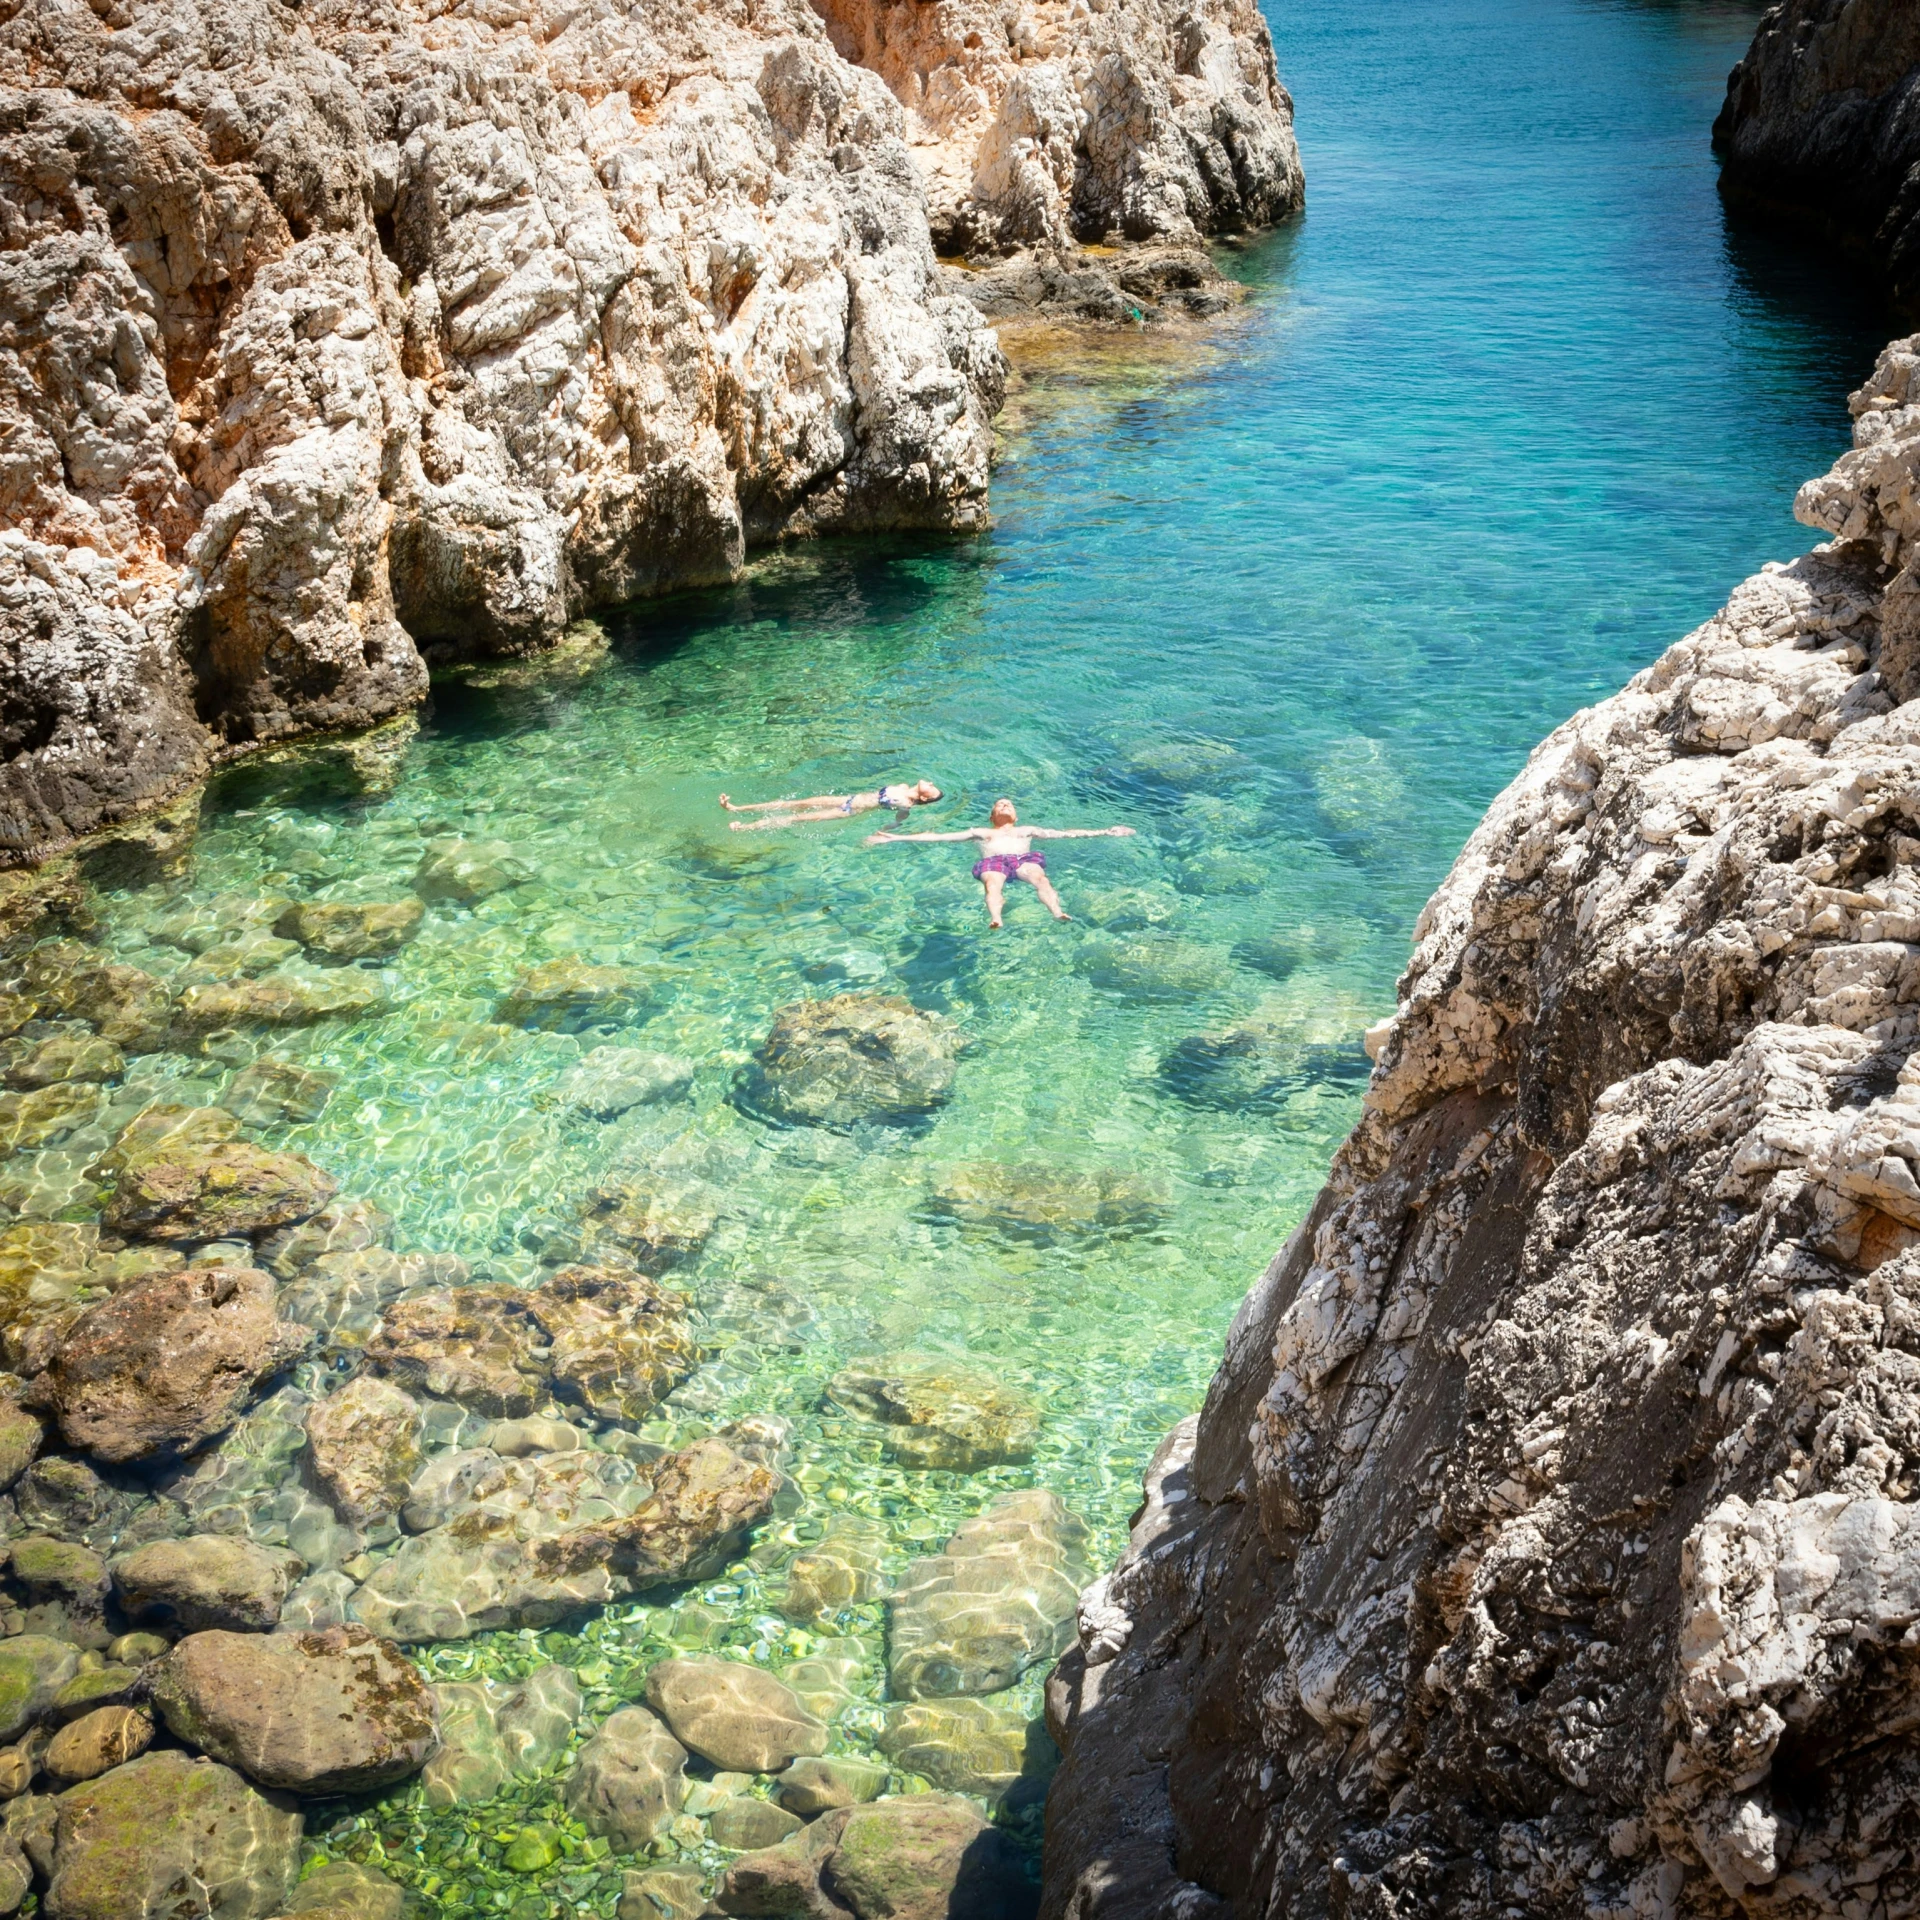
[1044,336,1920,1920]
[814,0,1302,253]
[0,0,1024,858]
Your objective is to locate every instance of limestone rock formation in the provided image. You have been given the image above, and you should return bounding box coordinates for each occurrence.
[1044,337,1920,1918]
[1715,0,1920,311]
[811,0,1300,256]
[0,0,1010,864]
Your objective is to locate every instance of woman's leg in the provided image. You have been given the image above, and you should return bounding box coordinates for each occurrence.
[1018,861,1069,921]
[731,806,839,831]
[981,869,1007,928]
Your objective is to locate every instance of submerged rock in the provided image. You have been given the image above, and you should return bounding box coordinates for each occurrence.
[352,1436,777,1641]
[111,1534,304,1633]
[1075,933,1232,1001]
[4,1034,123,1092]
[564,1705,688,1848]
[150,1626,438,1794]
[222,1059,337,1128]
[0,1082,103,1156]
[1157,1018,1371,1113]
[552,1048,695,1119]
[422,1663,583,1807]
[413,841,530,906]
[774,1754,888,1816]
[0,1636,80,1741]
[564,1178,717,1275]
[826,1358,1040,1471]
[273,900,423,962]
[364,1286,550,1417]
[25,1267,310,1465]
[103,1140,335,1243]
[740,995,961,1128]
[888,1490,1091,1698]
[641,1660,826,1774]
[258,1200,394,1280]
[273,1859,408,1920]
[537,1266,699,1423]
[172,971,387,1035]
[45,1705,153,1785]
[42,1750,301,1920]
[877,1694,1055,1805]
[779,1513,894,1623]
[924,1163,1170,1241]
[303,1377,424,1529]
[495,960,656,1033]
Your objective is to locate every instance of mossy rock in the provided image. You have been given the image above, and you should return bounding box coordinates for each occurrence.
[0,1633,79,1740]
[104,1141,336,1242]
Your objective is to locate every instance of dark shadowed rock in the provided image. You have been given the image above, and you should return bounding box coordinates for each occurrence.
[25,1267,310,1464]
[149,1625,438,1794]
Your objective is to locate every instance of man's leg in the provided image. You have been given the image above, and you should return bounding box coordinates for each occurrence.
[981,869,1007,927]
[1019,861,1069,921]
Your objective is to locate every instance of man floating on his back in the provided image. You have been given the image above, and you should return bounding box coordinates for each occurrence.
[868,797,1135,929]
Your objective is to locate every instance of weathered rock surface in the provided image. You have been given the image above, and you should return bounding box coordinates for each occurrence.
[925,1162,1169,1241]
[643,1659,826,1773]
[45,1705,153,1785]
[273,900,422,962]
[1045,337,1920,1918]
[1715,0,1920,312]
[813,0,1300,258]
[0,0,1031,861]
[303,1375,423,1529]
[150,1625,438,1794]
[741,995,962,1128]
[24,1266,310,1464]
[887,1489,1089,1699]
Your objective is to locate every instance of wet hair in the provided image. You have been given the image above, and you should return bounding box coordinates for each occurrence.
[920,783,943,803]
[990,797,1017,824]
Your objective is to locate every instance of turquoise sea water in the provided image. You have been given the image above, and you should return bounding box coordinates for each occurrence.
[76,0,1892,1907]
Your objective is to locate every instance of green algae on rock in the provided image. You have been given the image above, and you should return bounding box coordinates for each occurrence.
[42,1750,301,1920]
[103,1140,336,1243]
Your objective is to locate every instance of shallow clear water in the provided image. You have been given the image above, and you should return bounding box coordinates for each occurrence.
[79,0,1891,1906]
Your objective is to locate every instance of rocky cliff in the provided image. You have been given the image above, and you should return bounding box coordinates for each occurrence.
[0,0,1299,871]
[1042,337,1920,1917]
[1714,0,1920,312]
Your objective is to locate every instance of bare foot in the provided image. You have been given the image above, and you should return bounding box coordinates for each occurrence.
[988,917,1002,929]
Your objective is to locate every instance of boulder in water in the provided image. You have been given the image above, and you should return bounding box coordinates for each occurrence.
[924,1163,1169,1241]
[774,1754,889,1816]
[103,1140,336,1243]
[0,1081,103,1155]
[4,1033,123,1091]
[172,970,387,1035]
[564,1176,717,1275]
[111,1534,305,1632]
[1075,933,1232,1001]
[413,839,529,905]
[274,899,423,962]
[304,1376,423,1529]
[279,1247,465,1352]
[535,1265,698,1423]
[887,1490,1091,1698]
[25,1267,310,1465]
[45,1704,153,1784]
[641,1660,826,1774]
[273,1859,408,1919]
[221,1059,337,1127]
[778,1513,894,1623]
[42,1750,301,1920]
[149,1625,438,1793]
[564,1704,688,1848]
[826,1357,1040,1471]
[552,1047,694,1118]
[364,1286,550,1416]
[423,1663,582,1807]
[740,994,961,1128]
[0,1635,80,1740]
[495,959,655,1032]
[877,1693,1057,1806]
[258,1199,393,1279]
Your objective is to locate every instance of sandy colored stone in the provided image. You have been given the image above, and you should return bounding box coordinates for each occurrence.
[273,900,423,962]
[642,1660,826,1774]
[564,1706,688,1849]
[364,1286,549,1416]
[45,1706,153,1784]
[826,1357,1040,1471]
[111,1535,305,1633]
[103,1140,336,1244]
[303,1376,422,1529]
[743,995,962,1128]
[533,1265,698,1423]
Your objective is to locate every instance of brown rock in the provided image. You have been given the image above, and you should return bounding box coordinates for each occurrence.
[533,1266,697,1423]
[111,1535,305,1633]
[24,1266,310,1464]
[303,1376,422,1528]
[149,1626,438,1794]
[273,900,424,962]
[641,1660,826,1774]
[103,1140,336,1243]
[364,1286,549,1416]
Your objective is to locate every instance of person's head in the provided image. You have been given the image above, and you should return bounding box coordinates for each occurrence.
[912,780,943,805]
[990,798,1017,826]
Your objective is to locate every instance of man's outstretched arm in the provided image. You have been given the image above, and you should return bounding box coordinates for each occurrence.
[866,829,983,845]
[1027,826,1137,839]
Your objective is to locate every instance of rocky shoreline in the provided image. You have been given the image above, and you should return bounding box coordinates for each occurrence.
[0,0,1300,874]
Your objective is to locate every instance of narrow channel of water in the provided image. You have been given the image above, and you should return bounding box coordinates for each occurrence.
[72,0,1891,1908]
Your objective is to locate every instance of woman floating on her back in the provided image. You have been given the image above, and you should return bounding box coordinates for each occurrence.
[868,798,1135,928]
[720,780,942,831]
